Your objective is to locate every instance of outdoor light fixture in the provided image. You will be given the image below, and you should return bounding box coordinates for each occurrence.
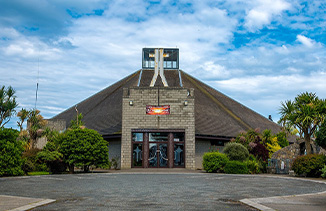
[129,100,133,106]
[184,100,188,106]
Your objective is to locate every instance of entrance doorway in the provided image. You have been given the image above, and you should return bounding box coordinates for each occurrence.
[132,131,185,168]
[149,143,168,167]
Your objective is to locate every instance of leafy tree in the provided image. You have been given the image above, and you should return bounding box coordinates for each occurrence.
[0,128,24,176]
[17,108,30,132]
[316,121,326,150]
[60,128,109,173]
[28,109,47,148]
[276,131,289,148]
[0,85,18,128]
[279,92,326,154]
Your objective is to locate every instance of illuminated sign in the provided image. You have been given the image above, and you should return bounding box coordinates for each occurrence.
[146,105,170,115]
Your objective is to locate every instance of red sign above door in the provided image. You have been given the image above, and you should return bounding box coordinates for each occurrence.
[146,105,170,115]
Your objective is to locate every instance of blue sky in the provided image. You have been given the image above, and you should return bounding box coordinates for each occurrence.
[1,0,325,129]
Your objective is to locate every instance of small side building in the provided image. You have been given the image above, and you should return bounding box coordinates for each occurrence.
[50,48,281,170]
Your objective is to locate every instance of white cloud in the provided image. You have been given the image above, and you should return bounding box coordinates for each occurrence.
[199,62,230,79]
[244,0,291,31]
[1,0,326,130]
[213,71,326,121]
[296,35,316,48]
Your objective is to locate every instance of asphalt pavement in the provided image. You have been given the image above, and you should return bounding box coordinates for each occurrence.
[1,170,326,211]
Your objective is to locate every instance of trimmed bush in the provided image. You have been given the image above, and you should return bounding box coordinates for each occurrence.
[202,152,229,173]
[292,154,326,177]
[60,128,110,173]
[223,142,249,161]
[0,128,24,176]
[224,160,249,174]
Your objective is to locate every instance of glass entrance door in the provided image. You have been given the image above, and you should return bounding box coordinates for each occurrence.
[149,143,168,167]
[131,131,185,168]
[148,132,168,168]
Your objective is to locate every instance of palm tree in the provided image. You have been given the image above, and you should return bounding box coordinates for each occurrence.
[0,85,18,127]
[17,108,30,131]
[279,92,326,154]
[28,109,48,148]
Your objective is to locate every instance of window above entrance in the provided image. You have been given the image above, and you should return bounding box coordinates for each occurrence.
[149,132,168,142]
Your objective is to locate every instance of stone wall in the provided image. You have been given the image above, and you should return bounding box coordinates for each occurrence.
[35,137,48,149]
[47,119,66,132]
[121,87,195,169]
[268,140,326,174]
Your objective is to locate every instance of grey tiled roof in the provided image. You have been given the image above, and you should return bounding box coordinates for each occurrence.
[51,69,281,137]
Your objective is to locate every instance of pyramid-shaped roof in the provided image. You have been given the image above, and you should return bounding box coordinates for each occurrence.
[51,69,281,138]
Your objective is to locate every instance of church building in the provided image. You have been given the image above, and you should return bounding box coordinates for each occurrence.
[50,48,281,170]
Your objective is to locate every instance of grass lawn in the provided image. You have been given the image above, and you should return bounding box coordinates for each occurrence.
[27,171,50,176]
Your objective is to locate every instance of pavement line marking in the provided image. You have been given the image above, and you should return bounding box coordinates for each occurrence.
[240,190,326,210]
[0,195,56,211]
[240,199,275,211]
[8,199,56,211]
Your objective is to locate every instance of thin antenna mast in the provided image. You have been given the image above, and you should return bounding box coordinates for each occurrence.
[35,57,39,109]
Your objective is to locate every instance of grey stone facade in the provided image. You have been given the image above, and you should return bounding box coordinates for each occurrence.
[121,87,195,169]
[195,139,226,170]
[195,139,210,169]
[47,119,66,132]
[108,138,121,169]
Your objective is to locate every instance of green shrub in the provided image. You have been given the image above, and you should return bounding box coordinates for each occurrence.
[37,135,67,174]
[202,152,229,173]
[37,150,66,173]
[321,165,326,179]
[60,128,110,173]
[22,148,48,173]
[316,121,326,150]
[224,160,249,174]
[292,154,326,177]
[0,128,24,176]
[111,157,119,170]
[223,142,249,161]
[246,155,260,174]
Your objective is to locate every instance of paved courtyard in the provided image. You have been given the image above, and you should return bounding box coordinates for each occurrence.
[1,172,326,210]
